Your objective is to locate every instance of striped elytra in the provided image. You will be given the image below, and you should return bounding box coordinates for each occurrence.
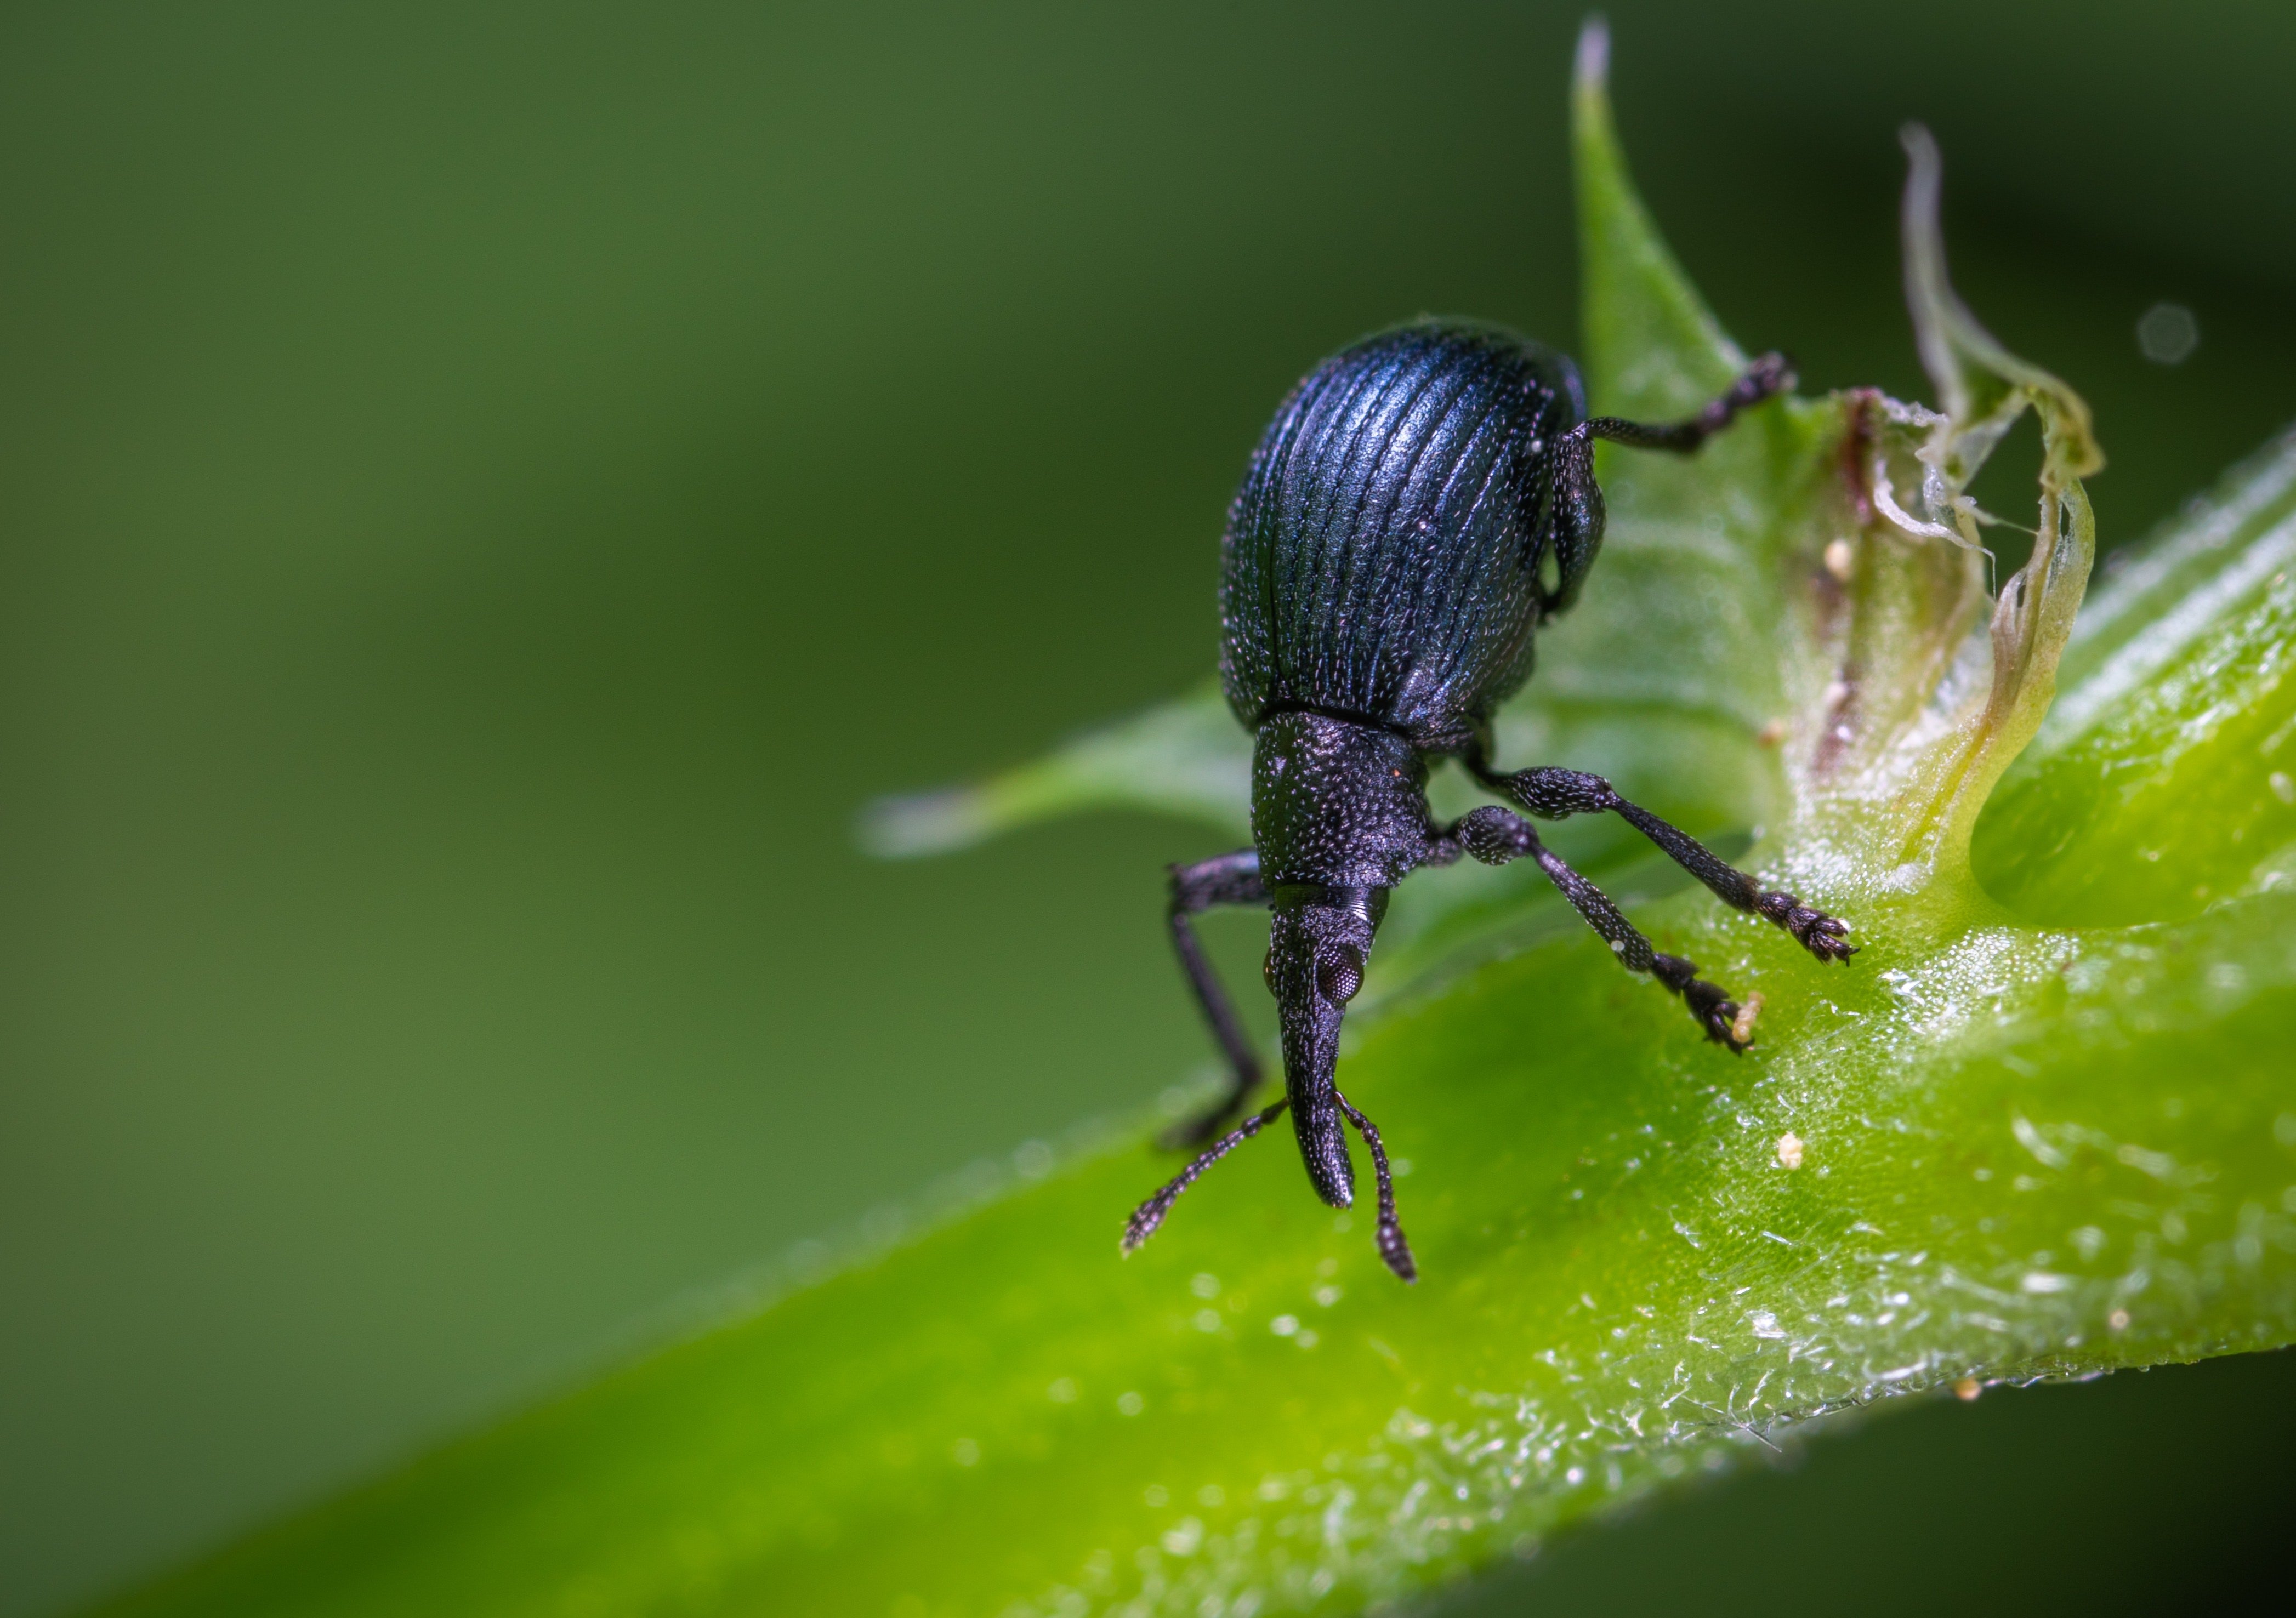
[1218,320,1589,753]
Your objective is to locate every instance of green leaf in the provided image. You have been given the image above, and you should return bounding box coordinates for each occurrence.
[1972,429,2296,926]
[105,24,2296,1618]
[858,679,1251,857]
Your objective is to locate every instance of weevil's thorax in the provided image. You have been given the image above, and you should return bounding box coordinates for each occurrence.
[1251,710,1431,890]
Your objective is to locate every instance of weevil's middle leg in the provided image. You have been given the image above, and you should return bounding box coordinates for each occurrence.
[1163,848,1270,1146]
[1464,762,1855,964]
[1449,806,1748,1050]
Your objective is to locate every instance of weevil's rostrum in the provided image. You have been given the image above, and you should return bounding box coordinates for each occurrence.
[1126,319,1857,1280]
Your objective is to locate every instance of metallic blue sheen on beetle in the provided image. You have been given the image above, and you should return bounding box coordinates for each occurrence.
[1124,319,1857,1281]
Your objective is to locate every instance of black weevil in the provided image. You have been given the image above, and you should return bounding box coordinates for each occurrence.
[1124,320,1856,1281]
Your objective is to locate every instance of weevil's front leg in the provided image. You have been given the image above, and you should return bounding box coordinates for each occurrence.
[1450,806,1748,1050]
[1464,764,1855,964]
[1163,849,1270,1146]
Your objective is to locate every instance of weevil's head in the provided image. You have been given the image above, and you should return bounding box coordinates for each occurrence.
[1249,710,1425,1208]
[1265,884,1386,1207]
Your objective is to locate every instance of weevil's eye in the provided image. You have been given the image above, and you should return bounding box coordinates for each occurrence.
[1316,948,1364,1005]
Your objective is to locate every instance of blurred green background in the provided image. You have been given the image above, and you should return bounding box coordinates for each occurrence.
[4,4,2295,1614]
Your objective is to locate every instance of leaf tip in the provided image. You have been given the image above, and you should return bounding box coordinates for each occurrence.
[1895,123,2103,484]
[854,787,990,859]
[1573,14,1610,100]
[1570,16,1741,412]
[1569,14,1619,173]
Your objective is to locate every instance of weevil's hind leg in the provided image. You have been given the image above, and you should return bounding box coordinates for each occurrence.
[1464,767,1855,964]
[1331,1088,1417,1282]
[1581,352,1795,453]
[1448,805,1748,1050]
[1162,849,1271,1146]
[1532,355,1789,620]
[1123,1098,1288,1255]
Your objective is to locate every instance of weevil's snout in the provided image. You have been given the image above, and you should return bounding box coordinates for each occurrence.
[1265,893,1378,1209]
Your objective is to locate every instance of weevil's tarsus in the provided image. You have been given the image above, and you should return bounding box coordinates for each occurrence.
[1162,848,1270,1146]
[1123,1096,1289,1256]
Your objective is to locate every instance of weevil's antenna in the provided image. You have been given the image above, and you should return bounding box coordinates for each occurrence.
[1332,1089,1417,1283]
[1122,1098,1289,1255]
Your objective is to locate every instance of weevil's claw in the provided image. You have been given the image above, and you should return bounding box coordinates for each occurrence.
[1654,953,1749,1053]
[1697,991,1749,1053]
[1744,350,1796,399]
[1754,890,1859,964]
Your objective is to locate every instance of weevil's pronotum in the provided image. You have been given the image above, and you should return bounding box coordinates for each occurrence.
[1126,321,1857,1281]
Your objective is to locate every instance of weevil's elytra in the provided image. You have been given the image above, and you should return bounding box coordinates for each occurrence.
[1123,319,1857,1282]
